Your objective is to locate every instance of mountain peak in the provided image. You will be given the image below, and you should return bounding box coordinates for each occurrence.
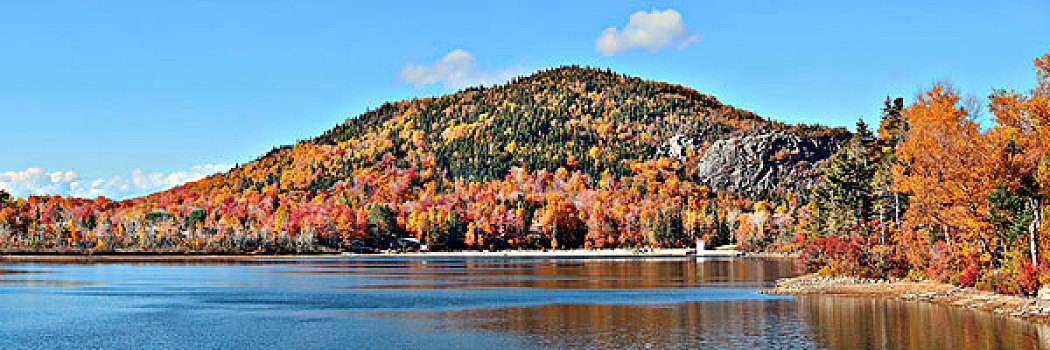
[186,65,844,201]
[0,64,849,253]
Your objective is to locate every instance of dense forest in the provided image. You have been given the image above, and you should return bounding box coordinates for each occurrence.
[800,54,1050,295]
[2,54,1049,297]
[0,66,843,254]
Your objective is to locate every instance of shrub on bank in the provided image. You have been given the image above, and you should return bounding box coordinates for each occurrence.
[799,235,911,279]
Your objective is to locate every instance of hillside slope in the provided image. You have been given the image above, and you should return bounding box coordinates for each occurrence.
[0,66,848,253]
[187,66,843,195]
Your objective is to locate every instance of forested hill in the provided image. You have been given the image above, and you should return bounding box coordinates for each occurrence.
[8,55,1046,299]
[0,66,850,253]
[183,66,846,197]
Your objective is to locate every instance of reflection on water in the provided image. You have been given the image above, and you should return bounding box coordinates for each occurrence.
[799,296,1050,350]
[0,256,1045,349]
[395,300,817,349]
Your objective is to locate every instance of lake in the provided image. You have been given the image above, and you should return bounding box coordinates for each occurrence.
[0,256,1046,349]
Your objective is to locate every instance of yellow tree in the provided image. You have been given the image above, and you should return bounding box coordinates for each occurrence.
[894,84,1003,270]
[988,53,1050,264]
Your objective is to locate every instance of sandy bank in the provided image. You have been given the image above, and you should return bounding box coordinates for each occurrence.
[763,274,1050,325]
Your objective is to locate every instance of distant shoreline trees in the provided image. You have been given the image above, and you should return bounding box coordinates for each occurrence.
[5,54,1049,297]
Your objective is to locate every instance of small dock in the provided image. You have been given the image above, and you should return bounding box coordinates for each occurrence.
[686,243,745,258]
[687,249,745,258]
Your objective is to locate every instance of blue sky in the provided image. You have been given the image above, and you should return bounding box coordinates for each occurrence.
[2,0,1048,199]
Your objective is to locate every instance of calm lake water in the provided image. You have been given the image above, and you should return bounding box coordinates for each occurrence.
[0,256,1046,349]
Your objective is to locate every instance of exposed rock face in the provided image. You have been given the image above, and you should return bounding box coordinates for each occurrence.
[664,132,843,195]
[660,134,701,160]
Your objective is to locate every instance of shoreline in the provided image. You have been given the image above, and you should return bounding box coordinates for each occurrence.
[762,274,1050,325]
[0,248,770,263]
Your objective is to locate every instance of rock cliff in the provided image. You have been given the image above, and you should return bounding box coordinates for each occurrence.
[663,132,844,195]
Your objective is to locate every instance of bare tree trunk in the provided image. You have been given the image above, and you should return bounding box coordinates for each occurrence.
[879,209,885,245]
[1031,198,1040,266]
[894,193,900,229]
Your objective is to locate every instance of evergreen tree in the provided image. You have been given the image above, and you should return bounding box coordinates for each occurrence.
[871,97,908,242]
[985,185,1037,248]
[366,204,398,247]
[654,209,685,247]
[809,98,910,240]
[877,97,907,146]
[425,211,467,251]
[856,118,873,141]
[811,123,878,236]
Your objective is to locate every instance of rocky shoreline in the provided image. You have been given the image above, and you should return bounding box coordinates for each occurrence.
[763,274,1050,325]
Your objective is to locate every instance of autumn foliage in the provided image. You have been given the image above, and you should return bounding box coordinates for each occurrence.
[799,54,1050,295]
[0,66,843,254]
[10,52,1048,298]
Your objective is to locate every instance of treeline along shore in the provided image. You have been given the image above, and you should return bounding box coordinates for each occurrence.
[0,248,748,263]
[1,54,1049,303]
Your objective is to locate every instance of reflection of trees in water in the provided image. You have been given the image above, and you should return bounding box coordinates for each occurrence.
[328,257,800,290]
[364,258,805,347]
[798,296,1050,349]
[408,300,818,349]
[399,291,1050,349]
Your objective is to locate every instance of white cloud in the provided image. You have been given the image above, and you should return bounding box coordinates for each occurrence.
[398,49,521,89]
[0,164,234,200]
[596,9,700,55]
